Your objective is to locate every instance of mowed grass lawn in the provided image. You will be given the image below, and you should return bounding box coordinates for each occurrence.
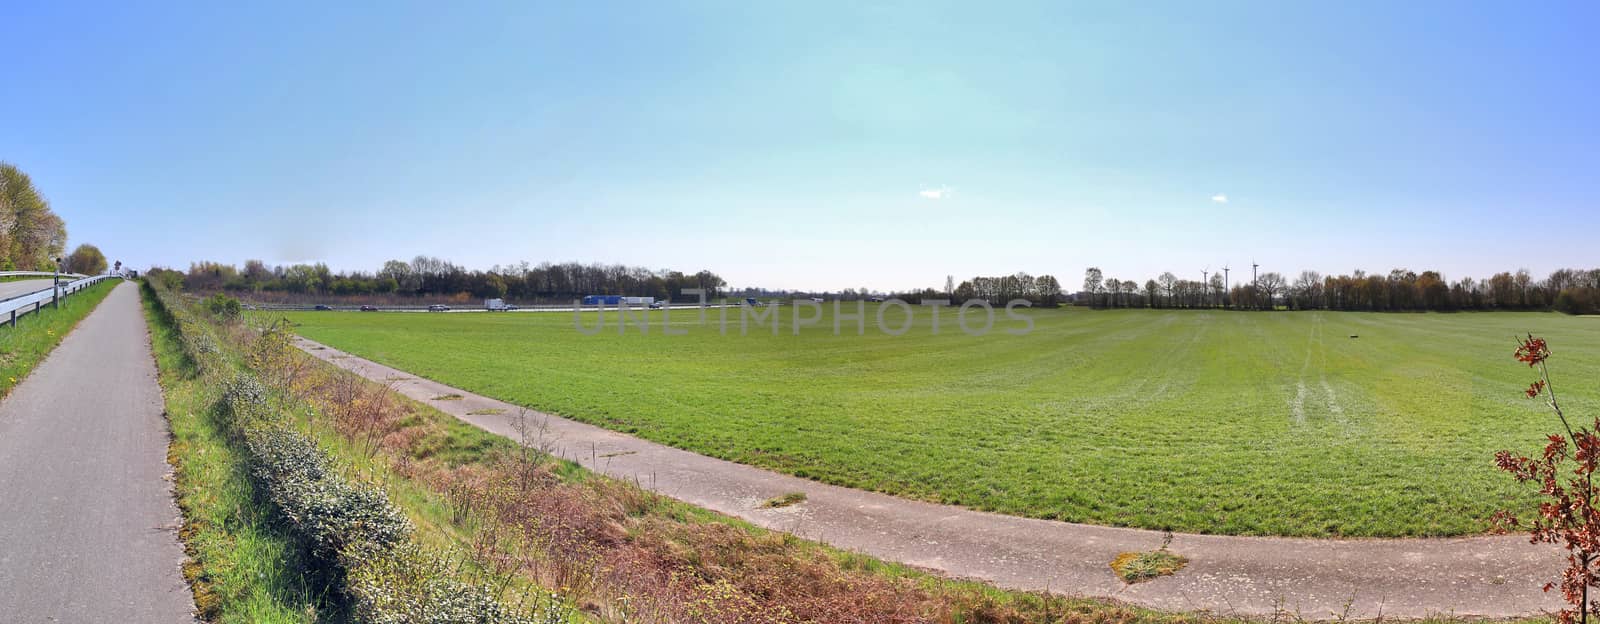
[282,305,1600,537]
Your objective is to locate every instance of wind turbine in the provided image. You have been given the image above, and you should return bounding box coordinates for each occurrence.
[1201,267,1210,306]
[1251,260,1261,310]
[1221,265,1230,308]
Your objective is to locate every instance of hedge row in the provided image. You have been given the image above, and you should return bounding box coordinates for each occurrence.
[146,278,561,623]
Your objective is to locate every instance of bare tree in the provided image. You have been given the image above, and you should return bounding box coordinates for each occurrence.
[1084,267,1104,307]
[1120,279,1140,307]
[1157,272,1177,308]
[1257,272,1286,309]
[1292,271,1323,309]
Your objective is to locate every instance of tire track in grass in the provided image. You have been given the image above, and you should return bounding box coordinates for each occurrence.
[1289,315,1317,425]
[1316,314,1347,424]
[1288,314,1349,428]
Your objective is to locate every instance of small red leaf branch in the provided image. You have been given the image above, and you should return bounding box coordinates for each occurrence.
[1494,335,1597,623]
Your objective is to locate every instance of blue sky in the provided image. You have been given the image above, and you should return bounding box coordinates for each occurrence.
[4,2,1596,291]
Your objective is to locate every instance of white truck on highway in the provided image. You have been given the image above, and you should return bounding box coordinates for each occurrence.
[484,298,517,311]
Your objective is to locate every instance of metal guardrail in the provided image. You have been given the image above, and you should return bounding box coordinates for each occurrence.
[0,271,88,280]
[0,275,121,327]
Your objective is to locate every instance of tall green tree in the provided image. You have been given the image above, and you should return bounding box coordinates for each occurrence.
[0,162,68,270]
[66,243,107,275]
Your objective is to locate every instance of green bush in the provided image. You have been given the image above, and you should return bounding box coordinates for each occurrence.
[220,373,271,424]
[205,292,242,320]
[179,320,220,359]
[66,243,108,276]
[147,267,185,291]
[244,427,412,562]
[349,544,569,624]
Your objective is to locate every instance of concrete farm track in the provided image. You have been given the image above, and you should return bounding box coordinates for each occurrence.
[296,336,1561,620]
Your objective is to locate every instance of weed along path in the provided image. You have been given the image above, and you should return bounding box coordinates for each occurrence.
[297,336,1562,619]
[0,282,195,622]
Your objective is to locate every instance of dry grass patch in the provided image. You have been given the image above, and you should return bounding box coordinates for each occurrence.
[761,492,807,508]
[1110,550,1188,584]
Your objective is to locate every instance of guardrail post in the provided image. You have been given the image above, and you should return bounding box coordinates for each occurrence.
[8,309,13,327]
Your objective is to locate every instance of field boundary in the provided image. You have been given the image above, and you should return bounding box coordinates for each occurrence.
[294,335,1563,619]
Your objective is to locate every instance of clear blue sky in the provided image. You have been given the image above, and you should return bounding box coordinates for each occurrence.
[4,1,1596,291]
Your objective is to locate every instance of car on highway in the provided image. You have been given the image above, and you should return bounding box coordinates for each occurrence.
[427,304,450,312]
[359,305,379,312]
[314,304,333,311]
[648,301,665,309]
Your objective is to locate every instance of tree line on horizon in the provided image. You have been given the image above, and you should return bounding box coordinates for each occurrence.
[179,256,729,302]
[171,253,1600,316]
[879,273,1066,306]
[1079,266,1600,314]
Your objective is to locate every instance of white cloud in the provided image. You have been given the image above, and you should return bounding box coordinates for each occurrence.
[920,186,952,200]
[1210,194,1228,203]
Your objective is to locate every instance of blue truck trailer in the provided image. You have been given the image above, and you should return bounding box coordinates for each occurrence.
[582,295,655,306]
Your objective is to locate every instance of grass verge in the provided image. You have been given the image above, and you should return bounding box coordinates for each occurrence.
[140,282,328,623]
[146,279,569,623]
[0,280,116,397]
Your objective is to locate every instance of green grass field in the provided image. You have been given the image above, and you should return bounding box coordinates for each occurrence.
[282,304,1600,537]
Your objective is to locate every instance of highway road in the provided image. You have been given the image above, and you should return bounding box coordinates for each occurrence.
[0,278,54,300]
[0,281,194,621]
